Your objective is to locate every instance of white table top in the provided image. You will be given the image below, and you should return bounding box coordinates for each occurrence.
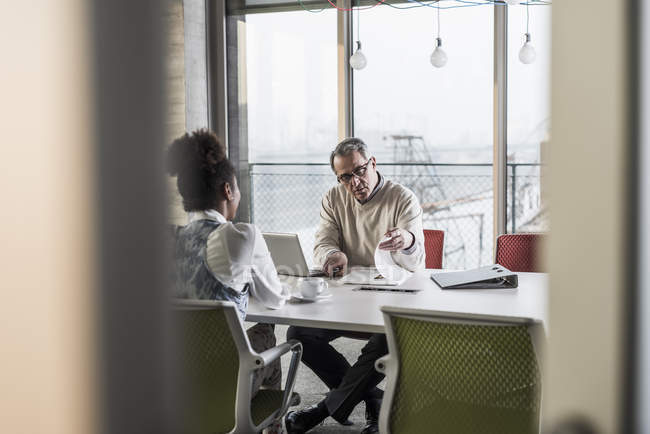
[246,269,548,334]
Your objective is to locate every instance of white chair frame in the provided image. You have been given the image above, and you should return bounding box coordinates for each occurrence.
[174,300,302,434]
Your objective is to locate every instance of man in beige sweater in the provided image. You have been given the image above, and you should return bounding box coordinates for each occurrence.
[314,140,425,276]
[286,138,425,434]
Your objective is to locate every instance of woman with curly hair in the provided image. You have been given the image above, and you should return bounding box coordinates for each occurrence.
[168,129,289,434]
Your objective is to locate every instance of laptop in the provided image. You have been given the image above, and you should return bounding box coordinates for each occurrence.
[262,232,326,277]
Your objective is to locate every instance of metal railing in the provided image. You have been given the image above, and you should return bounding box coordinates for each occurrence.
[249,163,545,269]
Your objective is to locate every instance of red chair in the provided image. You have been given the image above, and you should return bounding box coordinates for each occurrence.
[495,233,546,272]
[423,229,444,269]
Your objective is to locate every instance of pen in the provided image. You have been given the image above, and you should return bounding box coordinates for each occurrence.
[357,287,420,293]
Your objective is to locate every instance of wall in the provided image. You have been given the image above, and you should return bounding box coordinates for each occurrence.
[545,0,628,431]
[166,0,210,225]
[166,0,189,224]
[0,1,96,433]
[184,0,209,131]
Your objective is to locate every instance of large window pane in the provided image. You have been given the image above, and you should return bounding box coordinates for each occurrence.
[251,164,335,265]
[507,3,551,233]
[354,5,494,268]
[245,10,337,163]
[242,10,337,263]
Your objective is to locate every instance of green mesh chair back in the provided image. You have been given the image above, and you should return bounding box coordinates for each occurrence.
[388,314,541,434]
[177,307,239,434]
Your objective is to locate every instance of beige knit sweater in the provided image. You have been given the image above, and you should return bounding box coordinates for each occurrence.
[313,178,425,272]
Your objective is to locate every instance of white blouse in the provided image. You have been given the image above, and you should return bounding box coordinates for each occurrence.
[187,210,289,310]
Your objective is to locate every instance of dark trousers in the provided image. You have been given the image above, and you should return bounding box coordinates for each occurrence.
[286,326,387,423]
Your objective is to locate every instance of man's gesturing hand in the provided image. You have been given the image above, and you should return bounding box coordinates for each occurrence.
[322,251,348,277]
[378,228,415,252]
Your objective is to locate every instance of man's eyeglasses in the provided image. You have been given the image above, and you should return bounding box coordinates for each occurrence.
[337,159,371,184]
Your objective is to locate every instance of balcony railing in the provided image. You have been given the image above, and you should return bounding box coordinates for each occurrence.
[249,163,546,269]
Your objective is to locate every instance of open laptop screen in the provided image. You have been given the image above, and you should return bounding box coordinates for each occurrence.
[262,232,316,277]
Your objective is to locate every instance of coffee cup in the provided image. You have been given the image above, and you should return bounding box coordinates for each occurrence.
[299,277,328,299]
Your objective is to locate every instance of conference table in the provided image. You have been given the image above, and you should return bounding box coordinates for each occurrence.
[246,268,548,334]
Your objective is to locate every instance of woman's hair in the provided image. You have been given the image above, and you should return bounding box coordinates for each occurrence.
[167,129,235,211]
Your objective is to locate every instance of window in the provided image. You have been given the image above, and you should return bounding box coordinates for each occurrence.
[506,3,551,233]
[224,1,551,268]
[239,10,338,263]
[245,10,338,163]
[353,5,494,268]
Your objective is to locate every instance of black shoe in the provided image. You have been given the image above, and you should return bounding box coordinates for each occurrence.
[285,402,328,434]
[360,398,381,434]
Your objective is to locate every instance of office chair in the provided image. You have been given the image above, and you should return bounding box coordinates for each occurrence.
[375,306,543,434]
[174,300,302,434]
[495,233,546,272]
[423,229,445,269]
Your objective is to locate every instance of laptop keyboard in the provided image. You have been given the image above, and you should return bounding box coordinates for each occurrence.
[308,268,327,277]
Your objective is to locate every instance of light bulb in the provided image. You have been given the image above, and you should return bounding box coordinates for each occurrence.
[430,37,447,68]
[518,33,536,64]
[350,41,367,70]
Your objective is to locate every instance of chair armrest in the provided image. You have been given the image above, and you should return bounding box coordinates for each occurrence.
[277,341,302,417]
[250,339,303,425]
[375,355,390,373]
[255,339,302,368]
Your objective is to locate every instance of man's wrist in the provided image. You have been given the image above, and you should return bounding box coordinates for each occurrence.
[401,231,416,254]
[325,249,342,258]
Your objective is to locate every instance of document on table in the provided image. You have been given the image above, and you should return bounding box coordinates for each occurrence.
[340,267,411,286]
[341,239,413,286]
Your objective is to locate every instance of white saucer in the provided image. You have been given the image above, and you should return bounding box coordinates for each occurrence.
[290,290,333,302]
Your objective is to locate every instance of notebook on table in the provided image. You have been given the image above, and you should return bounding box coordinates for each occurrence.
[431,264,518,289]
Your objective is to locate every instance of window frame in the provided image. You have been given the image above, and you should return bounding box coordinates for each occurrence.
[213,0,520,249]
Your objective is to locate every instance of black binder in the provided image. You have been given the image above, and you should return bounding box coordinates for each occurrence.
[431,264,518,290]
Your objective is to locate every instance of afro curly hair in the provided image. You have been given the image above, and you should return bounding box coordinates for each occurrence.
[167,129,235,211]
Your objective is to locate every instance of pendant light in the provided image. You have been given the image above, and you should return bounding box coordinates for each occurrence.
[518,1,536,64]
[430,2,447,68]
[349,0,367,70]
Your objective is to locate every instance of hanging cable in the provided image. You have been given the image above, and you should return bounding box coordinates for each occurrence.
[297,0,327,12]
[405,0,488,10]
[357,0,361,41]
[437,1,440,38]
[373,1,439,10]
[523,0,552,5]
[325,0,380,11]
[296,0,551,14]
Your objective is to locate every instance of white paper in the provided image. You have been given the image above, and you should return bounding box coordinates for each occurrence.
[340,267,393,285]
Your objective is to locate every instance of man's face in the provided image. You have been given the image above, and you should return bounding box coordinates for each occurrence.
[333,151,378,202]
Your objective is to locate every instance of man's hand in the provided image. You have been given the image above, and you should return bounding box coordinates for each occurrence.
[378,228,415,252]
[322,251,348,277]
